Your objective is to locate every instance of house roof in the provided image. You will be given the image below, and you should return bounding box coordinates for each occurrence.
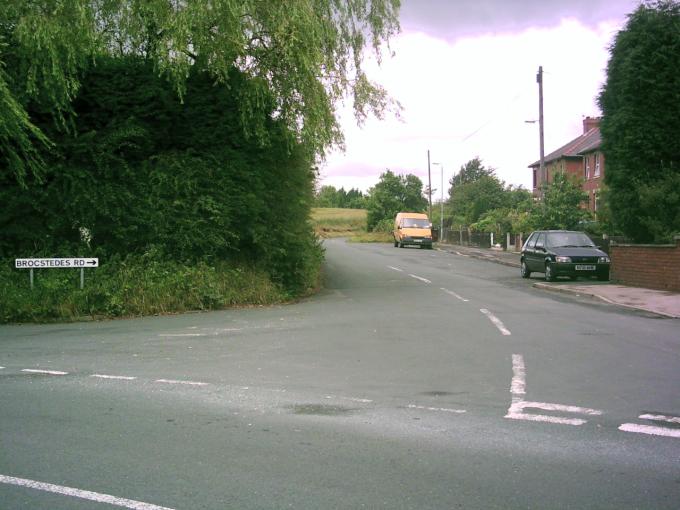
[528,127,601,167]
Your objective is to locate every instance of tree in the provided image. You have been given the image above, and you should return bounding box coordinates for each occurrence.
[365,170,427,230]
[447,158,505,226]
[597,0,680,242]
[531,172,592,230]
[1,0,401,184]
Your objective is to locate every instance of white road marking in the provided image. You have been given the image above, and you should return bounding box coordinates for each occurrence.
[638,413,680,424]
[407,404,467,414]
[387,266,403,272]
[155,379,208,386]
[515,401,602,416]
[0,474,175,510]
[480,309,511,336]
[21,369,68,375]
[409,274,431,284]
[91,374,137,380]
[159,333,205,337]
[0,366,5,369]
[509,354,526,397]
[454,251,469,257]
[441,288,469,302]
[505,354,602,426]
[325,395,374,403]
[618,423,680,438]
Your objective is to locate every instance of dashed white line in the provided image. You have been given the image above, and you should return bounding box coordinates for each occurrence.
[406,404,467,414]
[480,309,511,336]
[441,288,469,302]
[325,395,374,403]
[155,379,208,386]
[638,413,680,424]
[0,474,175,510]
[159,333,205,337]
[91,374,137,381]
[0,366,5,369]
[618,423,680,438]
[21,369,68,375]
[387,266,403,272]
[509,354,526,397]
[409,274,431,284]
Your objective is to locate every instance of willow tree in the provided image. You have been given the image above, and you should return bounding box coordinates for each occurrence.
[0,0,401,184]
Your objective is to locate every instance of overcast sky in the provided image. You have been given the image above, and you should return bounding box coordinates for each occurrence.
[318,0,640,197]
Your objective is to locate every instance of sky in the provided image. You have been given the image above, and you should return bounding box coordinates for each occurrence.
[318,0,641,199]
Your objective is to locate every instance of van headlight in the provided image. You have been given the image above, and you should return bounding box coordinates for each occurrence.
[598,256,610,263]
[555,256,571,263]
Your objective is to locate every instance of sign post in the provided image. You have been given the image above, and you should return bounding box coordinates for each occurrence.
[15,258,99,290]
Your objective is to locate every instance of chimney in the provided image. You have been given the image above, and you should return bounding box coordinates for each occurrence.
[583,116,600,133]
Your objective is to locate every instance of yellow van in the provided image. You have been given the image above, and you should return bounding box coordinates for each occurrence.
[393,212,433,249]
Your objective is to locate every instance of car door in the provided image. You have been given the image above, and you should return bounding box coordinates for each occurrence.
[531,232,547,271]
[523,232,538,270]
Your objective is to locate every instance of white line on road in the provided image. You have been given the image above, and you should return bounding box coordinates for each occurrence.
[510,354,526,397]
[454,251,469,257]
[406,404,467,414]
[387,266,403,272]
[441,288,469,302]
[505,354,602,426]
[325,395,374,403]
[409,274,431,284]
[91,374,137,380]
[618,423,680,438]
[21,369,68,375]
[159,333,205,337]
[638,413,680,424]
[0,474,175,510]
[155,379,208,386]
[480,309,511,336]
[0,366,5,369]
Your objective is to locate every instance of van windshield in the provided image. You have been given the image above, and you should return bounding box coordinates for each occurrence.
[402,218,430,228]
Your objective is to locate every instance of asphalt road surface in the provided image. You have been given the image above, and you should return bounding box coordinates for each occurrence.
[1,238,679,509]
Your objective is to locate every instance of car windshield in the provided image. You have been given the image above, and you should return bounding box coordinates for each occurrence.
[402,218,430,228]
[546,232,595,248]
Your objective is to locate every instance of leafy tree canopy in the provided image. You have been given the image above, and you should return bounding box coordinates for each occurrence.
[1,0,401,184]
[446,158,506,226]
[365,170,427,230]
[598,0,680,242]
[315,185,365,208]
[532,172,592,230]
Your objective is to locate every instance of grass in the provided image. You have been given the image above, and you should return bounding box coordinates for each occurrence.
[311,207,368,238]
[311,207,394,244]
[0,256,290,324]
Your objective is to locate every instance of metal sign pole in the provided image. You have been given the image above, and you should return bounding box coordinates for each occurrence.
[80,268,84,289]
[30,268,34,290]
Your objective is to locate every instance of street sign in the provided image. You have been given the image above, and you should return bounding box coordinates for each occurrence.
[15,258,99,269]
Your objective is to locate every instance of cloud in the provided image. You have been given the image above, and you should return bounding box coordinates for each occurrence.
[321,17,623,194]
[399,0,638,40]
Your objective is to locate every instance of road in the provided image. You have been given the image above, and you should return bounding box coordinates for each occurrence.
[1,238,679,509]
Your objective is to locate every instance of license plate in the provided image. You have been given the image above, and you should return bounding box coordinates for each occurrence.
[414,239,422,243]
[575,265,596,270]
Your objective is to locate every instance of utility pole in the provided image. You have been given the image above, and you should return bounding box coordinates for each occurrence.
[537,65,546,197]
[427,150,432,220]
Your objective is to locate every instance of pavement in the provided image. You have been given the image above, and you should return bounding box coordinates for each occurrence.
[437,242,680,319]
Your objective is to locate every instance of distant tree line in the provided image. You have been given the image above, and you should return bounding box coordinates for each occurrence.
[314,186,366,209]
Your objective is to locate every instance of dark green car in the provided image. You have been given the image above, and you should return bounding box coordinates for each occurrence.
[520,230,610,282]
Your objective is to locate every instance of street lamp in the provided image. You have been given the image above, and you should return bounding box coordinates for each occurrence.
[432,162,444,242]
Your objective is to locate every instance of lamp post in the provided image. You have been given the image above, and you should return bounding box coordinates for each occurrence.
[432,162,444,242]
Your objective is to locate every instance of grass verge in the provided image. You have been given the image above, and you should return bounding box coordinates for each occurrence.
[0,256,290,323]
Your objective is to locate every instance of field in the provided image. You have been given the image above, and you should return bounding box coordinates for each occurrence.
[311,208,392,243]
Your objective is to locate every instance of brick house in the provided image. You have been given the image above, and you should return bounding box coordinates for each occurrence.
[529,117,603,212]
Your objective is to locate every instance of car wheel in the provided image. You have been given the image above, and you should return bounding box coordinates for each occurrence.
[545,262,556,282]
[399,241,404,248]
[597,270,610,281]
[520,260,531,278]
[394,238,398,247]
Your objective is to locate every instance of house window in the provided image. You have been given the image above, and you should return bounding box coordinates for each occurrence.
[594,191,600,211]
[594,153,600,177]
[584,156,590,180]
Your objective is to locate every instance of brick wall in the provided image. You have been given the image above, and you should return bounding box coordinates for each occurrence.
[610,237,680,291]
